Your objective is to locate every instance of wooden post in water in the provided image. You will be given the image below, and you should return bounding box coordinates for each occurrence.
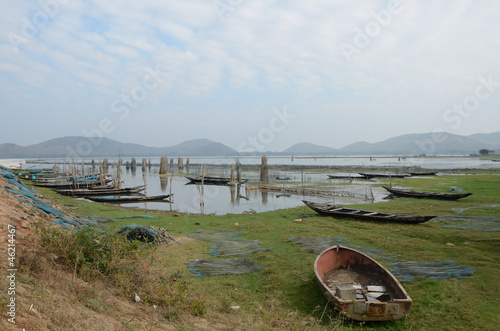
[200,165,205,213]
[178,157,184,171]
[235,158,241,182]
[142,158,147,172]
[260,155,269,182]
[169,158,174,170]
[159,156,168,175]
[116,159,122,188]
[230,164,236,186]
[103,159,109,173]
[186,158,190,171]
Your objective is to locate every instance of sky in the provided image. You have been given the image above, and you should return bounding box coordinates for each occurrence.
[1,0,499,152]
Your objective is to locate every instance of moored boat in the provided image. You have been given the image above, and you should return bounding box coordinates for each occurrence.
[56,185,145,196]
[359,172,410,179]
[185,176,231,185]
[382,186,472,200]
[314,245,412,321]
[302,200,435,224]
[86,194,172,203]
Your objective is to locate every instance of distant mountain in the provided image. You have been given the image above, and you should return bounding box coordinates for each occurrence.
[284,131,499,156]
[336,132,499,155]
[283,143,337,155]
[1,131,498,158]
[0,137,238,158]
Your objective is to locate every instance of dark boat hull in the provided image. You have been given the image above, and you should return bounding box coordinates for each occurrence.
[302,200,435,224]
[87,194,172,203]
[359,173,410,179]
[56,185,145,196]
[382,186,472,200]
[315,245,412,321]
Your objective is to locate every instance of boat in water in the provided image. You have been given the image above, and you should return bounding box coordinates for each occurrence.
[314,245,412,321]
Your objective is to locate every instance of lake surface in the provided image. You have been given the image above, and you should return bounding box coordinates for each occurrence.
[2,155,498,215]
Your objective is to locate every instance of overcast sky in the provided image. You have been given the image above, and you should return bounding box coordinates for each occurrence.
[1,0,499,152]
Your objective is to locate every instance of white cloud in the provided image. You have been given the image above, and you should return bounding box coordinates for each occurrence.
[0,0,499,148]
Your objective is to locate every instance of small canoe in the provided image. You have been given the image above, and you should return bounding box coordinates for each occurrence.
[314,245,412,321]
[185,176,230,185]
[56,185,145,196]
[408,171,437,176]
[87,194,172,203]
[359,173,410,179]
[327,174,367,179]
[382,186,472,200]
[302,200,435,224]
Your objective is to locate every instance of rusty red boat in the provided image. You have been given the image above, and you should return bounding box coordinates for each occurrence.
[314,245,412,321]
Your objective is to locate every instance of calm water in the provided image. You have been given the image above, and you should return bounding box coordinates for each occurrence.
[3,155,498,215]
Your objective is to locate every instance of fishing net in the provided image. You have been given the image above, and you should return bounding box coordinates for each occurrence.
[188,258,263,277]
[117,224,176,245]
[188,229,245,242]
[390,261,475,282]
[189,229,271,256]
[451,204,500,214]
[287,236,348,254]
[208,240,272,257]
[187,229,270,277]
[431,215,500,232]
[116,215,158,219]
[2,167,114,230]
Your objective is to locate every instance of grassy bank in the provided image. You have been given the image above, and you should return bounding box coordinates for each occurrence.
[5,172,500,330]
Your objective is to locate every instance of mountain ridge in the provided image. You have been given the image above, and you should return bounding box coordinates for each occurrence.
[0,131,498,158]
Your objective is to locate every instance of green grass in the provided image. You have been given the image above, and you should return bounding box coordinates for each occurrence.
[19,173,500,330]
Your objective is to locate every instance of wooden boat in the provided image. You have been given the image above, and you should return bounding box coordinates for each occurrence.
[32,179,112,189]
[382,186,472,200]
[302,200,435,224]
[185,176,231,185]
[359,172,410,179]
[314,245,412,321]
[408,171,437,176]
[86,194,172,203]
[56,185,145,196]
[276,176,291,180]
[327,174,367,179]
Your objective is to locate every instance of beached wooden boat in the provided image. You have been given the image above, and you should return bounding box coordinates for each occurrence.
[86,194,172,203]
[382,186,472,200]
[327,174,367,179]
[408,171,437,176]
[32,179,112,189]
[56,185,145,196]
[314,245,412,321]
[302,200,435,224]
[185,176,231,185]
[359,172,410,179]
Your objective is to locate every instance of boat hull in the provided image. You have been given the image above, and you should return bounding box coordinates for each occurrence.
[303,200,435,224]
[314,245,412,321]
[382,186,472,200]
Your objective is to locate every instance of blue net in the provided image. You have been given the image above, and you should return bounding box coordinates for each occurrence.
[188,258,263,277]
[431,215,500,232]
[390,261,475,282]
[2,166,113,230]
[189,229,271,256]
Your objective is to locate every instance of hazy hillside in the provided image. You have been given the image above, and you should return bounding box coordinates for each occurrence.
[0,131,498,158]
[282,142,337,155]
[0,137,238,158]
